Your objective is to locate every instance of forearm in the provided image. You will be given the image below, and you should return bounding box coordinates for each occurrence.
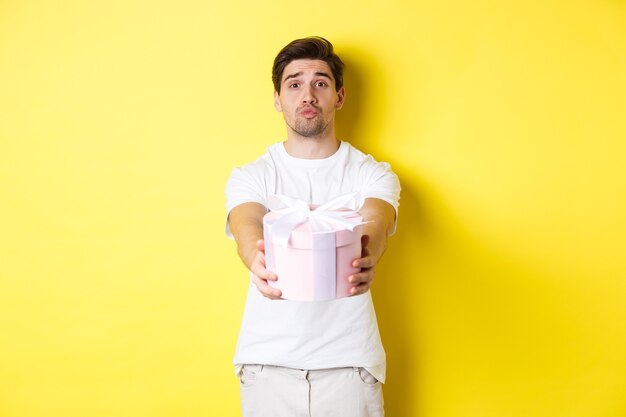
[228,203,267,269]
[359,198,396,263]
[228,202,281,298]
[234,223,263,269]
[347,198,396,296]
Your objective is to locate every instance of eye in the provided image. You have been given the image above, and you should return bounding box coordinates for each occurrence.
[289,82,300,89]
[315,81,328,88]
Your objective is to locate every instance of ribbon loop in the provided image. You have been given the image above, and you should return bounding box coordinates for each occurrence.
[265,193,366,246]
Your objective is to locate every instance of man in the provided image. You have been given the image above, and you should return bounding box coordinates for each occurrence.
[225,36,400,417]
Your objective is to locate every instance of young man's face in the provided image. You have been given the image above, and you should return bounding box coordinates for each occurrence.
[274,59,345,139]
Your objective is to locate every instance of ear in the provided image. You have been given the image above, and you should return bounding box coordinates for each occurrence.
[274,91,282,112]
[335,87,346,110]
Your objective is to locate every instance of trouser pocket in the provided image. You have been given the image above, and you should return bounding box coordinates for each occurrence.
[357,367,380,386]
[240,364,264,387]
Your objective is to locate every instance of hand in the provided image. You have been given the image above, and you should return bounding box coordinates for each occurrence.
[348,235,376,296]
[250,239,282,300]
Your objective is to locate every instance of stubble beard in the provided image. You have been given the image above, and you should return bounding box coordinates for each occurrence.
[294,119,326,138]
[287,112,330,138]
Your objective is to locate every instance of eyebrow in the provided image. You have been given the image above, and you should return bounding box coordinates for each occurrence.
[283,71,333,83]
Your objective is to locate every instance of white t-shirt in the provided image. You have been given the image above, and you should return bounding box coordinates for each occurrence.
[225,141,400,383]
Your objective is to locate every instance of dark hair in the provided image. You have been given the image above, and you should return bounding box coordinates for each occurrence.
[272,36,344,93]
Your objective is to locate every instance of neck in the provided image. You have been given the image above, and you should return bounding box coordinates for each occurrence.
[283,131,340,159]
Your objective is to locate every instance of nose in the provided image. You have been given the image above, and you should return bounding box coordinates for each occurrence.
[301,85,317,104]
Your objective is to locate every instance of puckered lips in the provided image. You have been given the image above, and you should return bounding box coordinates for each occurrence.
[298,105,319,119]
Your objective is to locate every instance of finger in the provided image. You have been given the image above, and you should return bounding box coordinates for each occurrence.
[260,286,282,299]
[360,236,371,258]
[256,239,265,252]
[252,274,282,299]
[251,261,278,281]
[352,254,374,269]
[250,249,278,281]
[349,281,372,296]
[361,234,370,249]
[348,268,374,286]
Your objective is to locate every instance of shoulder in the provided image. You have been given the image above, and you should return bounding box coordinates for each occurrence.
[225,150,276,216]
[342,142,396,175]
[340,142,401,210]
[229,143,282,178]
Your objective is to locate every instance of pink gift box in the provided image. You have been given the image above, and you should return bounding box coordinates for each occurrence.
[262,206,364,302]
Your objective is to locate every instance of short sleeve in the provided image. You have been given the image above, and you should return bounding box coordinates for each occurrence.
[359,158,401,235]
[224,164,270,238]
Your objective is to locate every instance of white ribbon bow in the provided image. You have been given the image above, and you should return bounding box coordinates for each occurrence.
[266,193,366,247]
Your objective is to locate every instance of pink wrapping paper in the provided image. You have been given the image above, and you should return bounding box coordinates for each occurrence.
[262,195,364,302]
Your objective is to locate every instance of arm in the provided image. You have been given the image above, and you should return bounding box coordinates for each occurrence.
[349,197,397,296]
[228,202,282,299]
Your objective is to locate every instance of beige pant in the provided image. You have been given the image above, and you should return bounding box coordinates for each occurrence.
[239,364,384,417]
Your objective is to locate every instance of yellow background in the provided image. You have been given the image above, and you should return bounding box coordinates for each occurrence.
[1,0,625,416]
